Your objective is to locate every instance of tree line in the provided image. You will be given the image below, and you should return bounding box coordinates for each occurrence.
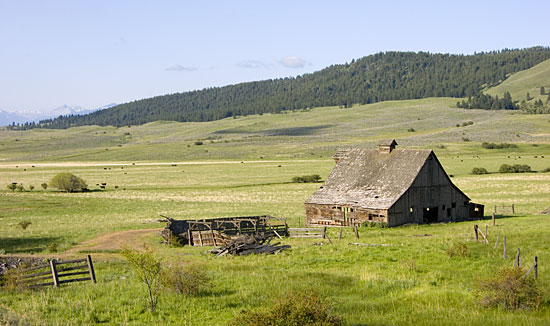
[12,47,550,129]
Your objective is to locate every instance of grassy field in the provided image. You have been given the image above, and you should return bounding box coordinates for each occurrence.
[2,98,550,325]
[2,97,550,163]
[485,59,550,104]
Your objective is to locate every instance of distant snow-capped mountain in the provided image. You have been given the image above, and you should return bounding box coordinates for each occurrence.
[0,103,118,126]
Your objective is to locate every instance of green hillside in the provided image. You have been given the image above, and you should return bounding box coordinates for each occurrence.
[24,47,550,129]
[2,97,550,162]
[485,59,550,102]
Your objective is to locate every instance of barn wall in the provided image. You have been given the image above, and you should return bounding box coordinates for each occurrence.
[389,153,470,226]
[305,203,387,226]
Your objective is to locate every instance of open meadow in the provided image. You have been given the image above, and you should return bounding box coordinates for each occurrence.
[1,99,550,325]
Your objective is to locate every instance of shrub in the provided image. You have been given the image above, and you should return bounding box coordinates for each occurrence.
[49,172,88,192]
[29,185,34,191]
[40,183,48,190]
[499,164,532,173]
[6,183,16,191]
[361,221,388,228]
[194,141,203,146]
[18,221,31,230]
[15,184,24,192]
[161,263,212,296]
[540,167,550,173]
[481,142,518,149]
[446,241,468,257]
[407,127,416,132]
[292,174,321,183]
[477,266,540,310]
[229,291,342,326]
[121,245,162,312]
[471,167,489,175]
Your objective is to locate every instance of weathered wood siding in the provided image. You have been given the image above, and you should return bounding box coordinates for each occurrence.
[305,203,387,226]
[388,153,470,226]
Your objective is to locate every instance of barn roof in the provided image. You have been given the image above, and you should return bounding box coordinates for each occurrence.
[306,148,434,210]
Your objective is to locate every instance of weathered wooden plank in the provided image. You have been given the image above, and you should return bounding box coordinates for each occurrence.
[56,258,87,265]
[57,271,90,278]
[58,277,93,284]
[57,264,88,272]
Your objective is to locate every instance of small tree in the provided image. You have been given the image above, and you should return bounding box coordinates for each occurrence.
[49,173,87,192]
[29,185,34,191]
[121,245,162,312]
[541,86,546,96]
[471,167,489,175]
[41,183,48,190]
[15,184,24,192]
[6,183,16,191]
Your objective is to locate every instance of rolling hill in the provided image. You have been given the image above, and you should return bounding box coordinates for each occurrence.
[29,47,550,129]
[485,58,550,103]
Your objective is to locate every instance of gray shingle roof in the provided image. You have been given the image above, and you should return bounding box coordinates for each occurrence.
[306,148,433,210]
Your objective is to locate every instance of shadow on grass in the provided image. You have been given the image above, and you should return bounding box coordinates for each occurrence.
[262,125,333,136]
[0,236,62,254]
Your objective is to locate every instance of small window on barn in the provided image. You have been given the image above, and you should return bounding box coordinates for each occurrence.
[442,205,446,210]
[350,208,354,212]
[409,207,414,213]
[474,207,479,212]
[374,195,379,199]
[452,202,456,208]
[368,214,373,221]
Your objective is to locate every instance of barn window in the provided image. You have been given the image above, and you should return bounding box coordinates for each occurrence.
[442,205,446,210]
[350,208,354,212]
[409,207,414,213]
[474,207,479,212]
[451,202,456,208]
[368,214,373,221]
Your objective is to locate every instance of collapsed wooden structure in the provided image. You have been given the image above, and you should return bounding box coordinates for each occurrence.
[160,215,289,247]
[210,234,291,256]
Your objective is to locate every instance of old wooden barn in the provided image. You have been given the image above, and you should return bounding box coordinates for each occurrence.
[305,140,483,227]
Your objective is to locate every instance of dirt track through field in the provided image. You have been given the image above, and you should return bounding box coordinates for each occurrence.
[65,228,163,254]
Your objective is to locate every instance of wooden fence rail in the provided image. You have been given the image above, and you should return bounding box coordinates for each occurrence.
[21,255,96,288]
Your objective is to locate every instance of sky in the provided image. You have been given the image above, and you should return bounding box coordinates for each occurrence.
[1,0,549,113]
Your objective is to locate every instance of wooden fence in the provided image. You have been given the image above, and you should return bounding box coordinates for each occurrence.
[473,225,538,280]
[494,204,515,214]
[20,255,96,288]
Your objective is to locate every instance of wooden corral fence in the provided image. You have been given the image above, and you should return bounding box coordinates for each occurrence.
[161,215,289,247]
[494,204,515,214]
[20,255,96,288]
[289,227,333,244]
[473,225,539,280]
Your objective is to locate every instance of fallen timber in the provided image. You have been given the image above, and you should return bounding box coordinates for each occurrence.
[160,215,289,247]
[210,234,291,256]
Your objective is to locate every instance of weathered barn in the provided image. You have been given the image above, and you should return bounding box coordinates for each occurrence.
[305,140,483,227]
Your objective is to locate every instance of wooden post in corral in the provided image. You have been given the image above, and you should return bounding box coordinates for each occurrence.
[49,259,59,287]
[338,226,343,240]
[534,256,538,280]
[492,213,495,226]
[353,225,359,239]
[503,236,507,259]
[514,248,521,267]
[86,255,97,284]
[512,204,515,214]
[494,232,500,250]
[474,225,479,241]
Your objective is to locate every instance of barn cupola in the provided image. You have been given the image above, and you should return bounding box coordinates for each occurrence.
[378,139,397,154]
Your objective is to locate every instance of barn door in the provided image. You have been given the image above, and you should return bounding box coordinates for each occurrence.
[422,207,439,223]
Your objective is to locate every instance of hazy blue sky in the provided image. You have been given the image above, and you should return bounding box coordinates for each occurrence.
[1,0,549,113]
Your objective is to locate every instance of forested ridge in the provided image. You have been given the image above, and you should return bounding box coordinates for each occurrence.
[29,47,550,129]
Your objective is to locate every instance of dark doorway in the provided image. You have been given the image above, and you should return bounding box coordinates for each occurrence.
[423,207,439,223]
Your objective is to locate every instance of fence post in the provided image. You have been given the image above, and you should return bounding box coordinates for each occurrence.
[494,232,500,250]
[338,226,343,240]
[354,225,359,239]
[86,255,97,283]
[512,204,515,214]
[534,256,538,280]
[503,236,507,259]
[474,225,478,241]
[514,248,521,267]
[485,225,488,239]
[492,213,495,226]
[49,259,59,287]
